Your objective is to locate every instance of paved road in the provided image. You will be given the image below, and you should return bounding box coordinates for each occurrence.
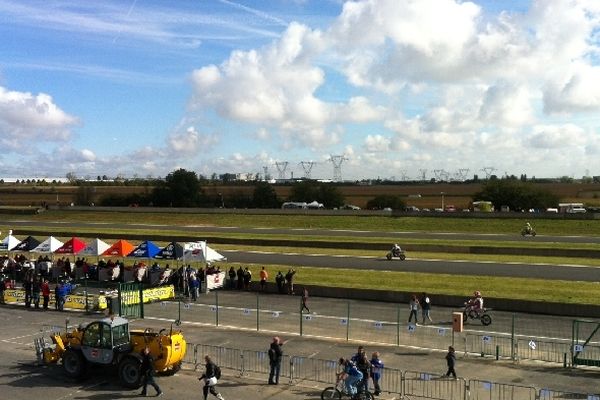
[221,250,600,281]
[6,219,600,244]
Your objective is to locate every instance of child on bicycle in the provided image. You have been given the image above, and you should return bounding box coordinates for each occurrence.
[337,358,363,397]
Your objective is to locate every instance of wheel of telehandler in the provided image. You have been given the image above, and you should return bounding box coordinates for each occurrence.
[63,348,86,379]
[118,356,143,389]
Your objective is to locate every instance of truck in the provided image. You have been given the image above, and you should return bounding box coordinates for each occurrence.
[35,316,186,388]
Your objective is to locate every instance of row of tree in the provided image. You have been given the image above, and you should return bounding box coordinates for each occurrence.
[93,168,559,211]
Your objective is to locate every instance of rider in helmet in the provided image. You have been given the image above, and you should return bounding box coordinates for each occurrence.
[392,243,402,257]
[524,222,533,234]
[468,291,484,315]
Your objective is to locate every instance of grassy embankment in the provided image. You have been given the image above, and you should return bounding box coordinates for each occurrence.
[2,211,600,305]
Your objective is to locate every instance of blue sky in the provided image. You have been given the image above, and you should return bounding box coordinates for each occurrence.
[1,0,600,181]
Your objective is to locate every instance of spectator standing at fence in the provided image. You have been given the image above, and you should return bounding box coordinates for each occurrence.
[41,279,50,310]
[228,267,236,289]
[23,275,32,308]
[200,355,225,400]
[189,273,199,301]
[268,336,283,385]
[243,267,252,290]
[285,269,296,294]
[408,294,419,324]
[356,351,371,393]
[275,271,285,294]
[445,346,457,379]
[420,292,432,324]
[300,287,310,313]
[259,267,268,291]
[236,266,244,290]
[32,276,41,309]
[370,351,384,396]
[0,277,5,305]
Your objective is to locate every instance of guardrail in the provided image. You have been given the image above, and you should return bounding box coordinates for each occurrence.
[182,342,599,400]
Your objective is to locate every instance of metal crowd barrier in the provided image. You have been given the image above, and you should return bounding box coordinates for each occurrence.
[182,342,599,400]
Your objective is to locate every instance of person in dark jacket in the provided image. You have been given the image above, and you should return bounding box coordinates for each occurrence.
[275,271,285,294]
[445,346,456,378]
[236,267,244,290]
[200,355,224,400]
[140,347,162,396]
[268,336,283,385]
[228,267,236,289]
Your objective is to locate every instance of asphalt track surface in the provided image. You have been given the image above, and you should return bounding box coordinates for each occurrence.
[6,220,600,282]
[6,219,600,244]
[221,250,600,282]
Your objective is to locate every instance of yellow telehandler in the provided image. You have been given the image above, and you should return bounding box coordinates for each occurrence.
[35,315,186,388]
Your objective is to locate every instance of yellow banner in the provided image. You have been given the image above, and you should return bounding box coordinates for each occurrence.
[3,285,174,310]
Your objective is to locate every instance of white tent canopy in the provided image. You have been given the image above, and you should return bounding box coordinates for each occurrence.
[0,233,21,251]
[183,241,226,263]
[79,238,111,256]
[31,236,64,253]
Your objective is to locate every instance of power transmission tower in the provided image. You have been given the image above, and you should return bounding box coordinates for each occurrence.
[457,168,469,181]
[419,169,428,181]
[275,161,288,180]
[299,161,316,179]
[400,170,409,181]
[433,169,444,181]
[328,155,348,182]
[481,167,496,179]
[262,166,270,181]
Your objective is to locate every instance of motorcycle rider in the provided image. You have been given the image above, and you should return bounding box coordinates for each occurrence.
[524,222,533,234]
[467,291,484,316]
[391,243,402,257]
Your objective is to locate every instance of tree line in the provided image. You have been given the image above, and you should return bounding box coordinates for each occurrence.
[92,168,558,211]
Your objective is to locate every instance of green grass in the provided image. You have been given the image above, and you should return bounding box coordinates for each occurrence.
[236,263,600,305]
[5,210,600,236]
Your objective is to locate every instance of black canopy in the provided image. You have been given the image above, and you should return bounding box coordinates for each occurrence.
[154,242,184,260]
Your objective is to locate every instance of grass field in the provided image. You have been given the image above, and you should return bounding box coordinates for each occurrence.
[5,210,600,236]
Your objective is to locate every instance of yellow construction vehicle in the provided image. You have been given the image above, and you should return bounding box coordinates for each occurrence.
[35,316,186,388]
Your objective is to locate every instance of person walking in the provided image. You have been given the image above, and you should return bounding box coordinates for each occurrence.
[259,267,268,291]
[200,355,224,400]
[370,351,384,396]
[445,346,457,379]
[408,294,419,324]
[420,292,432,324]
[268,336,283,385]
[140,347,162,396]
[300,287,310,313]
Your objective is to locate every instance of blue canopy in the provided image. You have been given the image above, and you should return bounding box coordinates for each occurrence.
[128,240,161,258]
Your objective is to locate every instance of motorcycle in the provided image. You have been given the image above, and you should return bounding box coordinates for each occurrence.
[521,226,536,237]
[386,247,406,261]
[463,301,492,326]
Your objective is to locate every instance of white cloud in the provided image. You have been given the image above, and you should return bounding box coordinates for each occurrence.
[168,126,218,156]
[0,86,77,149]
[364,134,390,152]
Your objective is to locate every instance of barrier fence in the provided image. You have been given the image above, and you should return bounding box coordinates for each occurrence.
[147,292,600,368]
[182,342,599,400]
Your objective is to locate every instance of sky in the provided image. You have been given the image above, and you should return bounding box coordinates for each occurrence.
[1,0,600,181]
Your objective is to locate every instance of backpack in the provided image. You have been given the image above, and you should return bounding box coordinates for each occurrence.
[214,364,222,379]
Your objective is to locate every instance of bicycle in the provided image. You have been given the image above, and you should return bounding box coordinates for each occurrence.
[321,379,374,400]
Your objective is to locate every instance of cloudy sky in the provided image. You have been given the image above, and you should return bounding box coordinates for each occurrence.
[1,0,600,181]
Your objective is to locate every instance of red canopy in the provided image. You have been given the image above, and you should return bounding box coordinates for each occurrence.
[54,237,87,254]
[102,239,134,257]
